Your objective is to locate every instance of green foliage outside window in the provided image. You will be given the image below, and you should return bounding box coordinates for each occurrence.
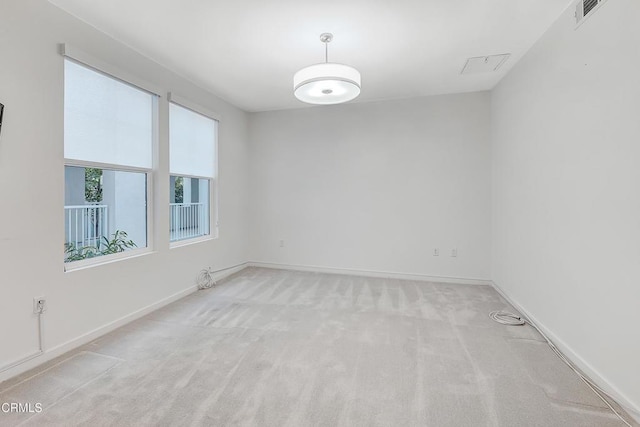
[174,176,184,203]
[85,168,103,203]
[64,230,137,263]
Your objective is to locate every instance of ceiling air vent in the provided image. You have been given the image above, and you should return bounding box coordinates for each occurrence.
[575,0,607,26]
[461,54,511,75]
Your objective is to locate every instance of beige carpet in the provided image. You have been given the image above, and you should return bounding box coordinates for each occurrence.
[0,267,634,426]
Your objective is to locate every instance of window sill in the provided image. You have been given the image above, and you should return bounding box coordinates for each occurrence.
[170,235,216,249]
[64,248,155,272]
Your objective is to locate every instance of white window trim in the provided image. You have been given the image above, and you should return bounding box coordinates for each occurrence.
[64,160,151,174]
[62,53,158,271]
[64,247,155,272]
[168,93,220,247]
[170,234,215,249]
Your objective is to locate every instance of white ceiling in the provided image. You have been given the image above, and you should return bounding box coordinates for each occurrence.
[49,0,572,112]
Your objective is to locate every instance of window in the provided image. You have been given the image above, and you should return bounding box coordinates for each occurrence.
[64,58,156,265]
[169,100,218,243]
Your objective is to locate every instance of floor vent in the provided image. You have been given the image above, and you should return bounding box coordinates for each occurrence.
[575,0,607,27]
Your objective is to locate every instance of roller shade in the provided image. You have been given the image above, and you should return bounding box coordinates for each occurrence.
[169,102,217,178]
[64,59,154,168]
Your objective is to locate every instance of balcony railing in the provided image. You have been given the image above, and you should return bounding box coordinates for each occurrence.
[65,203,206,246]
[170,202,206,241]
[65,204,109,248]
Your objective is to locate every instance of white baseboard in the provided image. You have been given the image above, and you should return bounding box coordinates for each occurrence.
[209,262,249,283]
[491,280,640,424]
[0,262,249,384]
[249,261,492,286]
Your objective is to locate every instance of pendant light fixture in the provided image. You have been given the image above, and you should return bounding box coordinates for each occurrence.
[293,33,361,105]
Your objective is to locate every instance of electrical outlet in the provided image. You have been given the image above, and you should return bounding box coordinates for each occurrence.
[279,240,285,248]
[451,248,457,257]
[33,296,46,314]
[433,248,439,256]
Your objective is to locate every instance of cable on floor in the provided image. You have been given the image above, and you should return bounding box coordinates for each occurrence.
[196,267,216,289]
[0,302,45,373]
[489,310,526,326]
[196,262,249,290]
[489,310,632,427]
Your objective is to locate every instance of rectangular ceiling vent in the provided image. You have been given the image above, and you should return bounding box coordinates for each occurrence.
[575,0,607,27]
[461,54,511,75]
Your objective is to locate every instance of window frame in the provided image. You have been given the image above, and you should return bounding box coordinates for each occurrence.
[168,92,219,248]
[62,46,159,271]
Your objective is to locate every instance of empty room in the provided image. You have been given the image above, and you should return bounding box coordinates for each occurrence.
[0,0,638,425]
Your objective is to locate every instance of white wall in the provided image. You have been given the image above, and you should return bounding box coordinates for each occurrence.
[249,93,492,281]
[491,0,640,418]
[0,0,250,378]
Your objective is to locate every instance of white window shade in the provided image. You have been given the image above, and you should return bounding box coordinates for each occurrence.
[64,60,154,169]
[169,102,217,178]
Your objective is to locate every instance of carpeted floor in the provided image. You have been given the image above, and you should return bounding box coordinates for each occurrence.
[0,267,634,426]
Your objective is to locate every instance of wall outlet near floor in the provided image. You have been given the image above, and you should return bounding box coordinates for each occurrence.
[433,248,439,256]
[279,240,285,248]
[451,248,457,257]
[33,296,46,314]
